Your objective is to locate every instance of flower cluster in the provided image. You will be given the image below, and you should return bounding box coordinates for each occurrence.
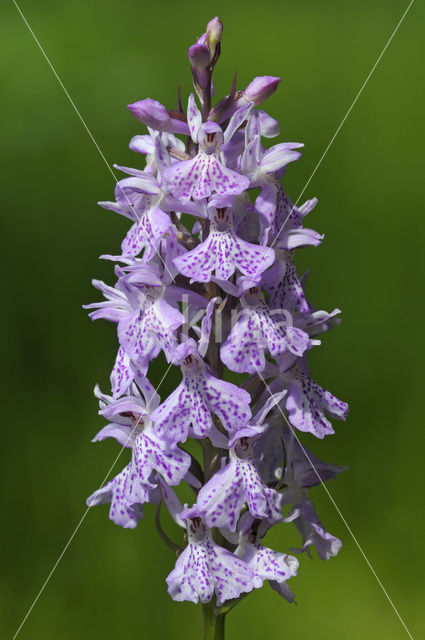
[85,17,348,612]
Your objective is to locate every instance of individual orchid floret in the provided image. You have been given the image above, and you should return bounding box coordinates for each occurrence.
[129,130,185,158]
[101,172,172,260]
[163,95,250,202]
[220,280,312,374]
[241,113,303,226]
[150,338,251,445]
[255,358,348,439]
[173,196,274,282]
[238,540,298,588]
[273,196,323,250]
[284,361,348,439]
[88,378,191,505]
[85,266,184,375]
[284,497,342,561]
[242,136,303,194]
[99,137,199,260]
[166,505,256,605]
[196,397,284,531]
[256,178,323,246]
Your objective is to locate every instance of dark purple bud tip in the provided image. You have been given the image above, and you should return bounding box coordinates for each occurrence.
[243,76,281,105]
[127,98,171,131]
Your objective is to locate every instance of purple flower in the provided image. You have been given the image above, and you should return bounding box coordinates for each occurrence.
[196,428,283,531]
[274,196,323,250]
[173,196,274,282]
[263,249,310,314]
[220,282,312,374]
[285,364,348,439]
[99,137,199,260]
[257,358,348,439]
[86,378,192,528]
[87,463,158,529]
[166,509,256,604]
[237,540,299,590]
[150,339,251,445]
[84,266,184,374]
[284,498,342,561]
[164,95,250,202]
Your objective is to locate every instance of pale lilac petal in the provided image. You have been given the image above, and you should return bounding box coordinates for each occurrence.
[110,347,137,397]
[198,297,217,358]
[151,364,251,443]
[187,93,202,142]
[164,154,249,203]
[129,134,155,155]
[166,530,255,604]
[204,374,252,434]
[86,464,149,529]
[92,423,133,447]
[134,430,190,485]
[241,542,299,586]
[197,450,283,531]
[286,375,348,439]
[223,101,254,145]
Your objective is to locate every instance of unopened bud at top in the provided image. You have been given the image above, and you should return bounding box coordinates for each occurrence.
[206,17,223,61]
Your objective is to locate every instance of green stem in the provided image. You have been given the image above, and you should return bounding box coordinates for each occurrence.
[215,612,226,639]
[202,602,226,640]
[202,601,215,640]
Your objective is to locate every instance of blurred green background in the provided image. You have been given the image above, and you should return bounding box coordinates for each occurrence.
[1,0,424,638]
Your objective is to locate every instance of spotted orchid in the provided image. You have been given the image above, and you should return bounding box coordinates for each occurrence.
[85,17,348,639]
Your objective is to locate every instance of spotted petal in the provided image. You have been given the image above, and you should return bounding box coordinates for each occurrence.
[166,531,255,605]
[134,429,191,486]
[86,463,150,529]
[239,541,299,587]
[164,154,249,203]
[286,375,348,439]
[197,450,283,531]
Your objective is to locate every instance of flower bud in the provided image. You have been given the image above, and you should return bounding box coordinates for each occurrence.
[188,42,210,71]
[206,16,223,61]
[127,98,190,135]
[243,76,281,105]
[127,98,171,131]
